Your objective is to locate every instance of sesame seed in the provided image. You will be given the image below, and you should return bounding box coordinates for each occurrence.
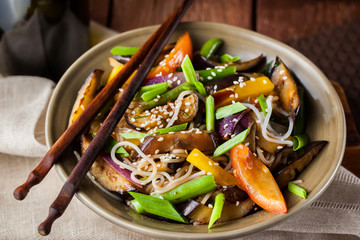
[236,201,240,206]
[223,124,229,129]
[245,142,249,147]
[230,94,235,98]
[193,153,199,156]
[208,161,213,166]
[232,100,236,104]
[131,118,135,122]
[207,76,213,80]
[263,79,267,84]
[211,71,216,77]
[168,73,173,78]
[177,80,181,85]
[154,99,159,102]
[136,127,141,131]
[282,76,288,80]
[279,70,285,74]
[80,105,84,110]
[208,204,213,208]
[157,137,164,142]
[250,77,256,81]
[233,81,239,84]
[217,69,223,72]
[206,67,211,70]
[207,172,212,175]
[214,162,219,166]
[235,93,239,98]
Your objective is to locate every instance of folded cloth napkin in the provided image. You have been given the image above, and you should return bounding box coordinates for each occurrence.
[0,75,359,239]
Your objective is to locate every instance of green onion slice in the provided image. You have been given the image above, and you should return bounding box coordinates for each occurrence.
[198,66,236,83]
[215,102,247,120]
[206,96,215,131]
[131,199,146,214]
[92,133,129,157]
[194,81,208,97]
[155,123,188,135]
[181,54,198,86]
[135,82,169,100]
[160,175,217,204]
[111,46,139,56]
[213,128,250,158]
[208,193,225,229]
[200,38,223,59]
[129,192,187,223]
[288,182,307,199]
[293,134,310,151]
[219,53,240,63]
[141,83,169,102]
[258,94,268,116]
[119,132,149,139]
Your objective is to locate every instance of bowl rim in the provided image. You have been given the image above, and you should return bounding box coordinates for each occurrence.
[45,21,346,239]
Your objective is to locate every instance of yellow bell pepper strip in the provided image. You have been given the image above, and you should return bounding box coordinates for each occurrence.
[211,75,274,108]
[70,69,103,124]
[230,143,287,213]
[186,149,244,190]
[146,32,193,79]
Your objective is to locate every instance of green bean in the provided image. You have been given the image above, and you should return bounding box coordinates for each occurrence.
[141,83,169,102]
[111,46,139,56]
[288,182,307,199]
[215,102,247,120]
[213,128,250,158]
[155,123,188,134]
[198,66,236,83]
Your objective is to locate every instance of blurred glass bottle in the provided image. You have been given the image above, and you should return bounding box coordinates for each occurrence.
[0,0,89,81]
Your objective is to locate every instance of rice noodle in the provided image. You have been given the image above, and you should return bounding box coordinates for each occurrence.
[111,141,157,185]
[166,90,195,128]
[200,191,213,204]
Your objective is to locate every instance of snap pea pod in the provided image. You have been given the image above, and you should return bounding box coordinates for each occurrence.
[200,38,223,59]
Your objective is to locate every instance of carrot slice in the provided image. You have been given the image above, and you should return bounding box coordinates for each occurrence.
[230,143,287,213]
[146,32,193,79]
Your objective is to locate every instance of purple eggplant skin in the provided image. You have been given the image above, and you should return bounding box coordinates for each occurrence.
[274,141,328,189]
[135,130,221,157]
[204,73,242,93]
[193,52,265,72]
[113,55,131,64]
[177,199,201,217]
[218,109,250,141]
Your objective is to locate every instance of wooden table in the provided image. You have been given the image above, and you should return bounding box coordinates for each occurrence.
[88,0,360,177]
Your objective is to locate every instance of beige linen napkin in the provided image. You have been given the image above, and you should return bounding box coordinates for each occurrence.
[0,75,359,239]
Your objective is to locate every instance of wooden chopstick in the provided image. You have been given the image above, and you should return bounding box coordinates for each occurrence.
[13,0,192,201]
[37,0,193,235]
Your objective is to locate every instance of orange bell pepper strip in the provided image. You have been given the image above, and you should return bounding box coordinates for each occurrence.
[230,143,287,213]
[146,32,193,79]
[187,148,244,190]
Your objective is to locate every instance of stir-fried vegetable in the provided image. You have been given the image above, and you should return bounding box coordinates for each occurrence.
[230,143,287,213]
[71,32,328,229]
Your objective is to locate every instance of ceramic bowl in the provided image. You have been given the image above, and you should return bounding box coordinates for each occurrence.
[45,22,346,239]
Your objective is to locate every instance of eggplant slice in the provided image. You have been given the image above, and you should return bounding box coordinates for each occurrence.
[136,130,220,156]
[270,57,300,118]
[274,141,328,188]
[81,135,139,196]
[126,93,199,131]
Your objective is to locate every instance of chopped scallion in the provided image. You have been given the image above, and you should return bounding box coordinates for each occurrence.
[293,133,310,151]
[258,94,268,116]
[288,182,307,199]
[111,46,139,56]
[200,38,223,59]
[135,82,169,100]
[160,175,217,204]
[141,83,169,102]
[194,81,208,97]
[119,132,149,139]
[208,193,225,229]
[219,53,240,63]
[92,133,129,157]
[213,128,250,158]
[215,102,247,119]
[206,96,215,131]
[181,54,198,86]
[131,199,146,214]
[155,123,188,135]
[129,192,187,223]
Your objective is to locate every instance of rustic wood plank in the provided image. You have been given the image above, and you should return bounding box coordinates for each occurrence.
[256,0,360,42]
[110,0,253,32]
[88,0,111,26]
